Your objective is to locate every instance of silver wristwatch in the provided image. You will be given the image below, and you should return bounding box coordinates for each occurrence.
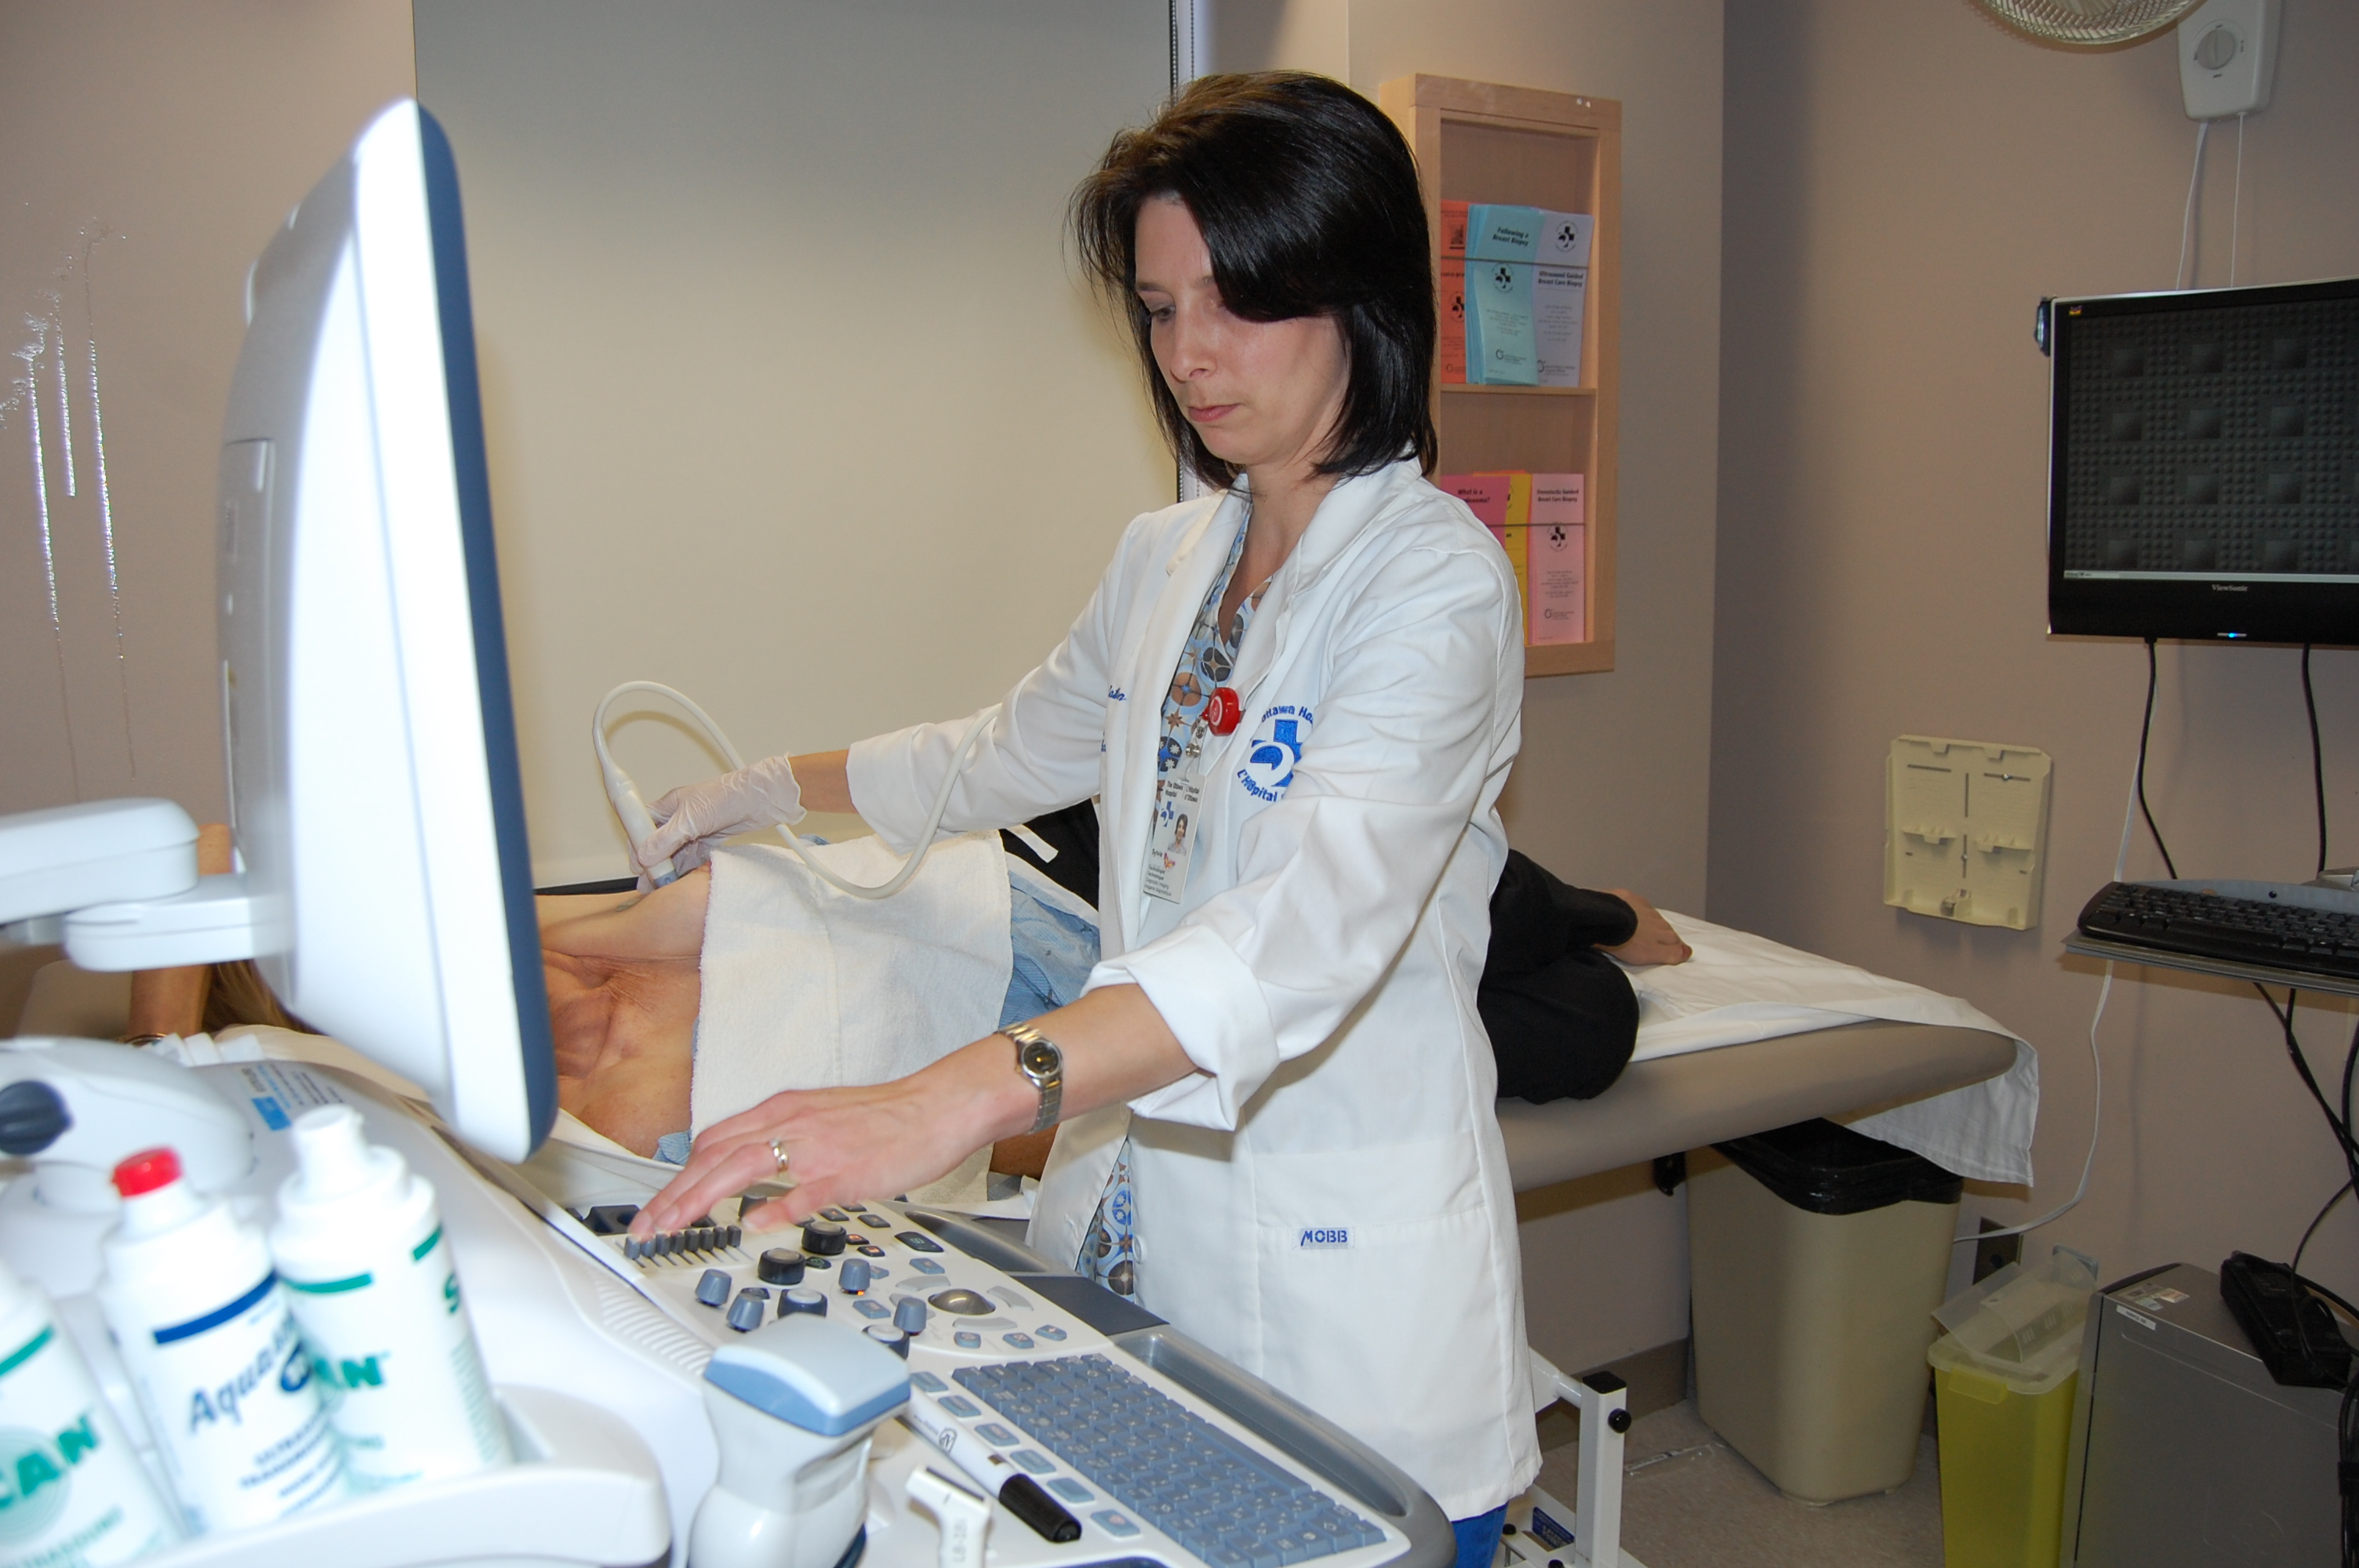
[1000,1023,1063,1134]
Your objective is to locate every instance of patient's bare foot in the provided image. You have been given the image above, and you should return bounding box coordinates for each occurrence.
[540,869,712,1156]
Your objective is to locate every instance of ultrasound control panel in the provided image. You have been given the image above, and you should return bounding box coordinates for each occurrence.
[561,1196,1452,1568]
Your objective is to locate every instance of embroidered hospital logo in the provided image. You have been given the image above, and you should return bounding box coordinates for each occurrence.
[1296,1227,1350,1250]
[1238,705,1312,802]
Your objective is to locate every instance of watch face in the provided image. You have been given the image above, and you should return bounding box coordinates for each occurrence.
[1018,1039,1061,1079]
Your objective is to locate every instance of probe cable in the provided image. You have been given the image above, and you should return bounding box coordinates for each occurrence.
[594,681,991,902]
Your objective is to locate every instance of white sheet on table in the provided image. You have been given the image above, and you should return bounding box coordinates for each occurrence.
[1616,913,2040,1188]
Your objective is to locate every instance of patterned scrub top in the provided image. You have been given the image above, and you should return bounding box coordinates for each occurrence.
[1077,513,1267,1298]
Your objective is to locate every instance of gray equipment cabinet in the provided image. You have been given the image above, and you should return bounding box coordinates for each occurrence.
[2061,1261,2347,1566]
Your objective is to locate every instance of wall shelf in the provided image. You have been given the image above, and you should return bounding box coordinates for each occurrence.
[1381,73,1621,678]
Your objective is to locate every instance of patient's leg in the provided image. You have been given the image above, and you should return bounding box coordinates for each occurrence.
[539,870,711,1157]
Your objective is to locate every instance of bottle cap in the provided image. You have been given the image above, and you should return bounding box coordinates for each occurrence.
[286,1104,401,1205]
[113,1146,181,1198]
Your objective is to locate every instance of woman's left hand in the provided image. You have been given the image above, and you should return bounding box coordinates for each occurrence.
[1599,888,1692,966]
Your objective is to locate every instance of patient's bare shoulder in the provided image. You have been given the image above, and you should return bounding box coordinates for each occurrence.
[540,867,711,961]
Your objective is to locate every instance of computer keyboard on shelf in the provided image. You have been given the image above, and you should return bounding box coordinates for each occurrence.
[2076,880,2359,982]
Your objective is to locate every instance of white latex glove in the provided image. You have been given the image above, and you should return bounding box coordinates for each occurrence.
[641,754,806,882]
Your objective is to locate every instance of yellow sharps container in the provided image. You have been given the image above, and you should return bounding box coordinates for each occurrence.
[1926,1248,2099,1568]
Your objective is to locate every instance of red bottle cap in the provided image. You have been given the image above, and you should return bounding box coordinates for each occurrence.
[113,1147,182,1199]
[1206,688,1242,736]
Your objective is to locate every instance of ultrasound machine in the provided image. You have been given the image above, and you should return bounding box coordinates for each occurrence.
[0,102,1459,1568]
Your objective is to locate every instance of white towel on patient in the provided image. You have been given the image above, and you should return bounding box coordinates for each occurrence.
[692,833,1013,1136]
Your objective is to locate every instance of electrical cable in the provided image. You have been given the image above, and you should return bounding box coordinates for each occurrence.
[2308,644,2330,878]
[594,681,991,902]
[2295,1181,2354,1283]
[1958,728,2146,1247]
[2176,118,2212,291]
[2230,112,2247,287]
[2138,637,2180,879]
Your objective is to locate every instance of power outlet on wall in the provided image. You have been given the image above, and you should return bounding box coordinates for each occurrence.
[1974,1217,2023,1283]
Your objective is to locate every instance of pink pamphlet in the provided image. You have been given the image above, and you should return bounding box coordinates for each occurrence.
[1437,474,1509,529]
[1528,473,1586,644]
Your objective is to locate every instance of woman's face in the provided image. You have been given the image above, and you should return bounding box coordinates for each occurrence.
[1134,195,1348,480]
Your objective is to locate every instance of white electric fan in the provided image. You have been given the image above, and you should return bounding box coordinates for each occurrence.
[1968,0,2280,120]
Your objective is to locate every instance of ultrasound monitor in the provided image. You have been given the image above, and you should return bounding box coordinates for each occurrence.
[2046,275,2359,644]
[216,100,556,1162]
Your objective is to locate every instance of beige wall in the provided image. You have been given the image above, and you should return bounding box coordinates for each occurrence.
[0,3,416,825]
[1214,0,1725,1376]
[413,2,1176,887]
[1714,1,2359,1301]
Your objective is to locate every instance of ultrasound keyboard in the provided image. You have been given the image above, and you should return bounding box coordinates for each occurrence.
[547,1192,1447,1568]
[954,1356,1387,1568]
[2075,879,2359,983]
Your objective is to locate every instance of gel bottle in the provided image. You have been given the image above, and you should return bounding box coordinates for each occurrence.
[0,1254,180,1566]
[97,1147,345,1534]
[267,1105,510,1491]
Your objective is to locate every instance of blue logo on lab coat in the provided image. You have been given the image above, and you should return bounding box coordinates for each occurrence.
[1238,706,1312,802]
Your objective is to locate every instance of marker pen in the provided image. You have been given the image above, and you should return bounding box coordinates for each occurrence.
[901,1388,1081,1542]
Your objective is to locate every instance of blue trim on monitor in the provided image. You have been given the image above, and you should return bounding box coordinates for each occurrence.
[418,105,558,1154]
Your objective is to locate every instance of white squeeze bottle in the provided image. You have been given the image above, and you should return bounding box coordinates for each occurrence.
[0,1255,180,1566]
[96,1147,344,1534]
[267,1105,510,1490]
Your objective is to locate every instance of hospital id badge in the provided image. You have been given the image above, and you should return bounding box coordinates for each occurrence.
[1143,772,1205,903]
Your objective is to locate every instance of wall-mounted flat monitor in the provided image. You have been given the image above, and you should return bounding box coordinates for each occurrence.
[2046,275,2359,645]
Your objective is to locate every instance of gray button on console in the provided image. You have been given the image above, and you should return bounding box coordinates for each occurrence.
[757,1249,806,1287]
[801,1219,847,1255]
[695,1269,732,1307]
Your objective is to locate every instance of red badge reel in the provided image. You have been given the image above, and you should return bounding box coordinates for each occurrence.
[1205,688,1243,736]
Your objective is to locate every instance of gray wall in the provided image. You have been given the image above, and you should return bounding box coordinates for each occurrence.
[0,3,416,824]
[1713,0,2359,1301]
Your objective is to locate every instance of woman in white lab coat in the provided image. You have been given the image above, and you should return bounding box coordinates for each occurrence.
[632,73,1676,1562]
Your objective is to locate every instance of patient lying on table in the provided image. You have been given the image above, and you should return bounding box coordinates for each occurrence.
[133,813,1685,1163]
[538,806,1688,1161]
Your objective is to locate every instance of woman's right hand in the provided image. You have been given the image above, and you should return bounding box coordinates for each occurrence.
[639,754,808,879]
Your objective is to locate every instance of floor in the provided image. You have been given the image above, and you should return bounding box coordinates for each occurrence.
[1532,1400,1945,1568]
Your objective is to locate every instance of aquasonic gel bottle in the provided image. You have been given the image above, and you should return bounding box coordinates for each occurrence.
[267,1105,510,1491]
[0,1255,179,1567]
[96,1146,344,1534]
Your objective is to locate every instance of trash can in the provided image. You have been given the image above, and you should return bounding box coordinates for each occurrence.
[1927,1248,2097,1568]
[1686,1119,1964,1503]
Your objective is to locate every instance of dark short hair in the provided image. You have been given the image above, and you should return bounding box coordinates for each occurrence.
[1071,72,1436,488]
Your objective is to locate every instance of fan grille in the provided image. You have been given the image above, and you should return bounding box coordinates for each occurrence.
[1973,0,2203,46]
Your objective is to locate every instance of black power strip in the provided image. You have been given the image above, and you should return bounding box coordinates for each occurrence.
[2221,1252,2355,1389]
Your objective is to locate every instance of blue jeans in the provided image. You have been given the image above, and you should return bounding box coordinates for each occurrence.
[1452,1505,1507,1568]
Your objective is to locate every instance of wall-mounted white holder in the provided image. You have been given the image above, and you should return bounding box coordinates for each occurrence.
[2180,0,2279,121]
[1885,736,2052,931]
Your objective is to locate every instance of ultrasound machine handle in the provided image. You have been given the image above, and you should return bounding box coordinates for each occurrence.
[693,1313,912,1568]
[0,1040,253,1216]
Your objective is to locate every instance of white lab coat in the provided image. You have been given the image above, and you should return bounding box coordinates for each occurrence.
[848,459,1539,1517]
